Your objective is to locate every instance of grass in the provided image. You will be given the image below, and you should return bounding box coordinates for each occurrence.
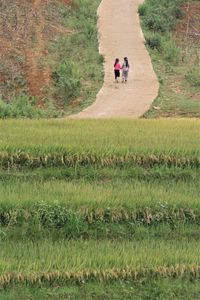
[139,0,200,118]
[2,279,200,300]
[0,0,103,117]
[0,165,199,182]
[49,0,103,114]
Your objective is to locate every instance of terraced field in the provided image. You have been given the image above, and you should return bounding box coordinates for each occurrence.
[0,119,200,299]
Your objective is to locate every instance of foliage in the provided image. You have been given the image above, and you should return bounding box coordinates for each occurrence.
[139,0,184,33]
[186,66,200,87]
[53,60,81,105]
[161,38,180,64]
[0,95,61,118]
[50,0,103,114]
[1,279,200,300]
[140,0,200,118]
[0,0,103,118]
[145,33,162,50]
[0,119,199,291]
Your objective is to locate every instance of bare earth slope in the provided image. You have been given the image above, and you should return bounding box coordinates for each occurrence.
[72,0,159,118]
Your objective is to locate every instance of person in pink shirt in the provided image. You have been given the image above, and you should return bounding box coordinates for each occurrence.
[114,58,121,83]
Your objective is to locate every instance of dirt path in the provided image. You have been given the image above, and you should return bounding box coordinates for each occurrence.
[72,0,159,118]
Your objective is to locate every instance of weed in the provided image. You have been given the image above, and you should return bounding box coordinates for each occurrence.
[186,66,200,87]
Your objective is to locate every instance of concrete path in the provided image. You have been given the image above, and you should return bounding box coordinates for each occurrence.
[72,0,159,118]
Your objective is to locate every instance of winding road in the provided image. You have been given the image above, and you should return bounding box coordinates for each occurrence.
[72,0,159,118]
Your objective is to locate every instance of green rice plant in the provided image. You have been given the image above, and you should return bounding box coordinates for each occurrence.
[0,120,199,163]
[0,179,200,228]
[0,239,200,286]
[0,152,199,169]
[1,265,200,287]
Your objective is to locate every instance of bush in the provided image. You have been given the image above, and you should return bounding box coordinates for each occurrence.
[0,95,61,118]
[0,98,11,118]
[161,39,180,64]
[145,33,162,50]
[144,14,170,32]
[186,67,200,87]
[53,59,81,106]
[138,4,147,16]
[9,95,43,118]
[141,0,185,33]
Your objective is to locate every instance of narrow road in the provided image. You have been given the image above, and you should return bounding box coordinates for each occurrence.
[72,0,159,118]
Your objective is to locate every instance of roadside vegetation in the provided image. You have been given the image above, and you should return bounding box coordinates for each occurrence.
[0,0,103,118]
[0,119,200,298]
[139,0,200,118]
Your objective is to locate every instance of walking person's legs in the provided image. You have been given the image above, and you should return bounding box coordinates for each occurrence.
[125,71,128,83]
[115,70,120,83]
[122,71,125,83]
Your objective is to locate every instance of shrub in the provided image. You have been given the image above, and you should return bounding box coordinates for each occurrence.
[141,0,185,33]
[186,66,200,87]
[138,4,147,16]
[0,98,11,118]
[145,33,162,50]
[144,14,170,32]
[161,39,180,64]
[53,59,81,106]
[9,95,43,118]
[0,95,61,118]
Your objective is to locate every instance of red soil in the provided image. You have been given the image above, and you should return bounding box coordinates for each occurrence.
[0,0,73,104]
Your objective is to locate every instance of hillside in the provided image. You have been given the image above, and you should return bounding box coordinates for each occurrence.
[0,0,103,117]
[141,0,200,118]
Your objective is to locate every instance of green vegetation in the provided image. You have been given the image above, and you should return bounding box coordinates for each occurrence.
[0,0,103,118]
[0,119,199,151]
[0,119,199,297]
[50,0,103,114]
[186,66,200,87]
[0,119,199,171]
[0,177,199,241]
[1,239,200,276]
[0,117,198,299]
[139,0,200,118]
[2,279,200,300]
[0,95,61,119]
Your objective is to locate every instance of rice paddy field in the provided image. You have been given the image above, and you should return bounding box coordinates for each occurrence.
[0,119,200,299]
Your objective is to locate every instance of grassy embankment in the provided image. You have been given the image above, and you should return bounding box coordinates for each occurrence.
[0,119,200,298]
[0,0,103,118]
[139,0,200,118]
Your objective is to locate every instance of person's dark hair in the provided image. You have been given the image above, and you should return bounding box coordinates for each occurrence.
[124,57,129,68]
[114,58,119,67]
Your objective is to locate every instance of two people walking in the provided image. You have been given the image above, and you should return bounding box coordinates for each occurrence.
[114,57,130,83]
